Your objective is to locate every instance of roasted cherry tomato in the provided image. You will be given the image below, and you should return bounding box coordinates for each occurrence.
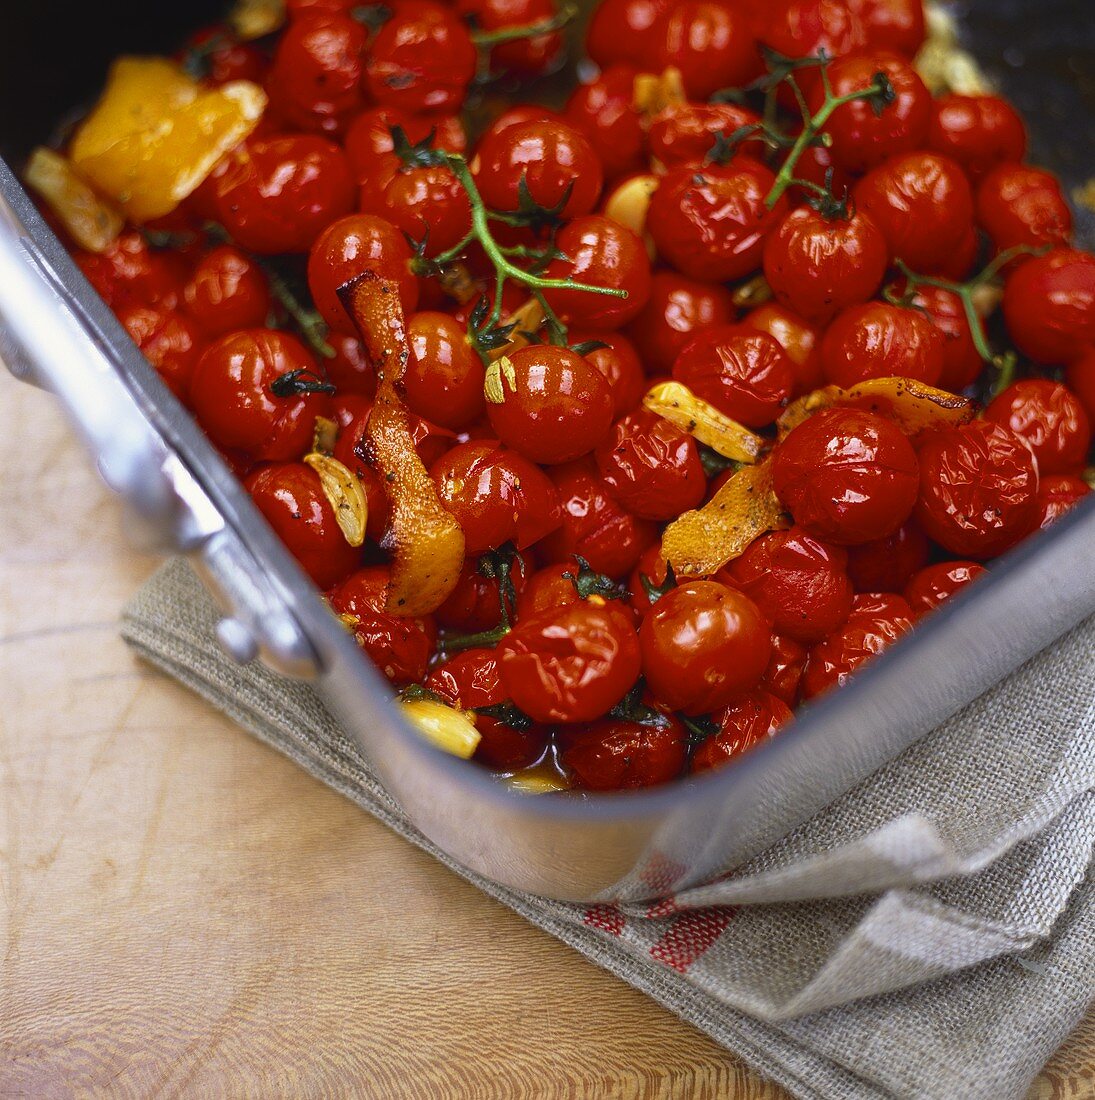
[182,245,270,338]
[402,311,485,431]
[431,440,562,552]
[572,331,646,417]
[690,691,793,773]
[640,580,771,715]
[773,407,920,545]
[820,300,945,388]
[190,329,331,460]
[180,25,269,86]
[498,599,642,723]
[656,0,758,99]
[927,94,1027,181]
[627,542,673,618]
[740,303,825,396]
[914,420,1040,560]
[562,714,687,790]
[984,379,1091,476]
[800,603,912,699]
[761,0,867,61]
[1066,348,1095,424]
[517,561,586,619]
[75,230,185,311]
[1002,248,1095,365]
[845,519,929,593]
[434,552,529,632]
[849,0,925,56]
[585,0,670,71]
[975,164,1073,255]
[118,304,205,403]
[901,284,983,392]
[903,560,986,617]
[344,106,466,182]
[759,633,808,705]
[563,66,646,180]
[328,565,437,683]
[647,101,762,169]
[457,0,565,75]
[1035,474,1092,529]
[246,462,361,589]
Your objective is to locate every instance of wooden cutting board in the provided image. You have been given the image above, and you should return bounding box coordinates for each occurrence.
[0,377,1091,1098]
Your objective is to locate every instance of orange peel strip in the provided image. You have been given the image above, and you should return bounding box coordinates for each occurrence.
[643,381,764,463]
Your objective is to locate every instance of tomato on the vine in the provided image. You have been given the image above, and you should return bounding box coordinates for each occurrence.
[927,94,1027,181]
[647,102,762,169]
[457,0,565,75]
[975,164,1073,254]
[1002,248,1095,364]
[656,0,758,99]
[402,311,486,431]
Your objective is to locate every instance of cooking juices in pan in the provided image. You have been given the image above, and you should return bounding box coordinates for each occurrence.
[23,0,1094,793]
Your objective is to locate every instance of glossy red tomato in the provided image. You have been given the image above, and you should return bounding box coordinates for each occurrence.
[536,458,658,578]
[759,633,808,705]
[845,519,929,593]
[915,420,1040,559]
[726,527,854,644]
[1002,249,1095,364]
[975,164,1073,254]
[485,344,615,464]
[820,301,945,388]
[431,441,562,552]
[1035,474,1092,529]
[328,565,437,683]
[426,648,549,770]
[344,107,466,183]
[457,0,565,74]
[595,409,706,521]
[813,51,931,173]
[571,331,646,417]
[246,462,361,589]
[498,599,641,723]
[75,230,185,311]
[626,272,736,375]
[760,0,867,60]
[656,0,758,99]
[773,406,920,545]
[182,246,270,339]
[585,0,670,71]
[563,66,646,180]
[118,305,205,403]
[672,324,795,427]
[324,333,375,397]
[740,304,825,396]
[853,152,974,274]
[848,0,925,55]
[1065,347,1095,424]
[212,136,356,255]
[627,542,673,618]
[516,561,587,619]
[763,207,889,325]
[180,25,269,86]
[306,214,419,333]
[927,94,1027,180]
[364,0,478,113]
[984,379,1091,476]
[646,159,787,283]
[542,216,652,330]
[690,691,793,773]
[434,552,529,632]
[640,580,771,714]
[190,330,331,460]
[902,284,983,392]
[849,591,913,619]
[266,12,367,135]
[800,604,912,699]
[562,714,687,790]
[647,101,762,169]
[401,311,485,431]
[903,560,986,617]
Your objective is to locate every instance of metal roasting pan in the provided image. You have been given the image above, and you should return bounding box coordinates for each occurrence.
[1,0,1093,901]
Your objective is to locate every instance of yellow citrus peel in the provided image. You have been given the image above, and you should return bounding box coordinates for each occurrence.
[24,147,124,253]
[643,380,764,463]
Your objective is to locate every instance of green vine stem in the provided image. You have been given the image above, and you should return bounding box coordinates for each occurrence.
[469,1,576,47]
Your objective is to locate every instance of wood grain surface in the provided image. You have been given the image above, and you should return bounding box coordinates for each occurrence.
[0,376,1091,1099]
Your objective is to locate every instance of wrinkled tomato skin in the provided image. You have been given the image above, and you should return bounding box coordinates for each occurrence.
[1002,249,1095,365]
[773,407,920,545]
[690,691,793,774]
[401,311,485,431]
[761,0,868,61]
[672,325,795,427]
[657,0,758,99]
[245,463,361,589]
[914,420,1041,560]
[648,102,762,168]
[627,272,736,376]
[726,528,854,644]
[845,519,930,593]
[182,246,270,340]
[800,607,912,699]
[1035,475,1092,529]
[118,305,205,403]
[763,207,889,326]
[498,600,641,724]
[572,331,646,417]
[759,633,808,705]
[426,648,549,770]
[975,164,1073,255]
[595,409,707,521]
[639,580,771,715]
[820,301,945,388]
[646,159,788,283]
[75,230,185,311]
[904,284,983,392]
[190,330,331,461]
[564,66,646,180]
[903,561,986,617]
[431,441,562,553]
[328,566,437,684]
[741,304,825,396]
[434,553,529,633]
[562,715,687,790]
[984,379,1091,476]
[927,94,1027,181]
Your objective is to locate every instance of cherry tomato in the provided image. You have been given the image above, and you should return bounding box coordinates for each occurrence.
[760,633,808,705]
[457,0,565,75]
[182,246,270,338]
[915,420,1040,559]
[542,216,652,330]
[740,304,825,396]
[431,440,562,552]
[814,51,931,173]
[401,311,485,431]
[364,0,478,114]
[328,565,437,683]
[626,271,736,376]
[344,107,466,183]
[212,136,356,255]
[849,591,913,619]
[820,300,945,388]
[118,304,205,403]
[563,66,646,180]
[75,230,185,311]
[180,25,269,87]
[498,600,641,723]
[595,409,706,521]
[627,543,673,618]
[691,691,793,773]
[562,714,687,790]
[571,331,646,417]
[434,552,530,632]
[726,527,854,644]
[640,580,771,714]
[853,152,974,274]
[328,396,393,542]
[848,0,925,56]
[1035,474,1092,529]
[760,0,867,60]
[672,324,795,427]
[984,379,1091,476]
[845,519,929,592]
[517,559,622,620]
[190,329,331,460]
[646,158,787,283]
[325,332,377,397]
[647,101,762,169]
[773,406,919,544]
[903,560,986,617]
[975,164,1073,254]
[426,649,549,769]
[1065,347,1095,424]
[246,462,361,589]
[763,206,889,325]
[536,458,658,578]
[656,0,758,99]
[266,12,367,135]
[927,94,1027,181]
[800,603,912,699]
[1002,248,1095,365]
[585,0,669,71]
[307,213,419,333]
[902,284,983,392]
